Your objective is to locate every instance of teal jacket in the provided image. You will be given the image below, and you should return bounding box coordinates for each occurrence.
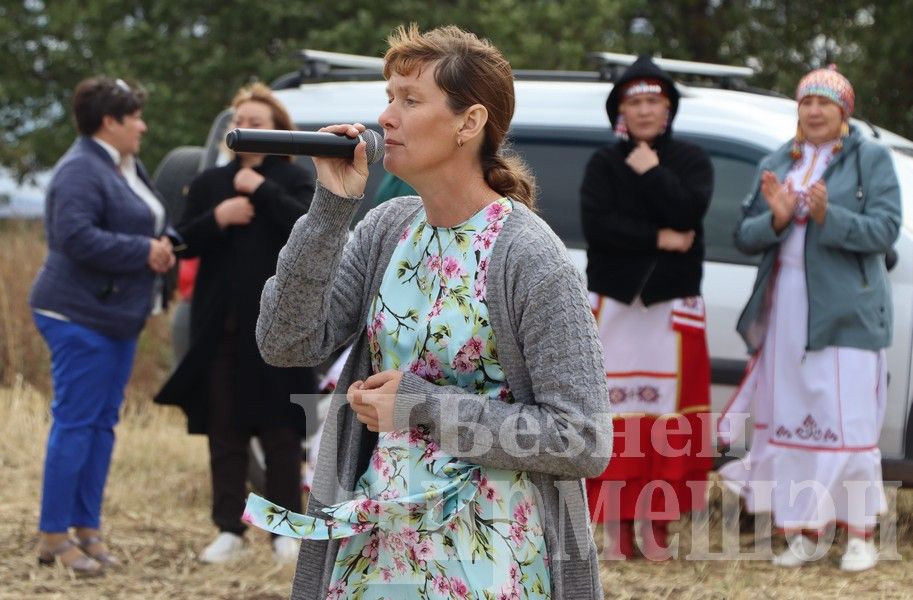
[735,125,902,353]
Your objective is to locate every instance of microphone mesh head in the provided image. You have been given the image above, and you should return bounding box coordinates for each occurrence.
[359,129,384,164]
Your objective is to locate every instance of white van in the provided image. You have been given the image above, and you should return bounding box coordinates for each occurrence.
[155,51,913,485]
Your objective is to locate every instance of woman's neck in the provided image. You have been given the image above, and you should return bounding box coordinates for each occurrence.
[804,137,839,150]
[415,172,501,227]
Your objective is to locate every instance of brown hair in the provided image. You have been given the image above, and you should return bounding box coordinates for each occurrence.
[73,77,147,135]
[384,24,536,208]
[230,82,295,161]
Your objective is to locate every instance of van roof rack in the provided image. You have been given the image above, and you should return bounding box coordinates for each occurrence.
[270,48,759,92]
[298,49,384,73]
[588,52,754,89]
[513,69,603,82]
[271,49,384,89]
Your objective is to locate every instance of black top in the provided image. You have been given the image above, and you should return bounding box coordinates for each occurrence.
[155,155,316,433]
[580,136,714,305]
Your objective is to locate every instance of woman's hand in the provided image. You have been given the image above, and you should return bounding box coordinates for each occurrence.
[657,228,695,252]
[312,123,369,199]
[760,170,798,232]
[147,236,176,273]
[214,196,255,229]
[233,167,265,195]
[625,141,660,174]
[346,369,404,432]
[808,181,828,225]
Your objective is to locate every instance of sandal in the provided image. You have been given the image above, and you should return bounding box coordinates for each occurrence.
[77,535,120,568]
[38,538,103,576]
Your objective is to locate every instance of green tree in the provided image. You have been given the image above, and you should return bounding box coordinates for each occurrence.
[605,1,913,138]
[1,0,630,179]
[2,0,910,183]
[846,2,913,142]
[0,1,317,179]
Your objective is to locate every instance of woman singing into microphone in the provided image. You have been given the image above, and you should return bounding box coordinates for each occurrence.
[246,24,610,600]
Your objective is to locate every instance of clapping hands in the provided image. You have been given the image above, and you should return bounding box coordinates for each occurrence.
[761,170,798,232]
[807,181,828,225]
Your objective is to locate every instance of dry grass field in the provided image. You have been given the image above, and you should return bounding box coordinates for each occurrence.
[3,382,913,599]
[2,219,913,599]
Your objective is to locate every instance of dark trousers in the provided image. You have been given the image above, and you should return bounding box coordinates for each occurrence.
[208,331,303,535]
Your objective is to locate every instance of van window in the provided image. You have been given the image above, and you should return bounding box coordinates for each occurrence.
[703,154,761,265]
[513,132,764,266]
[510,133,603,249]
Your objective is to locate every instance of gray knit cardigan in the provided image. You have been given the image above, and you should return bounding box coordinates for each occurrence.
[257,185,612,600]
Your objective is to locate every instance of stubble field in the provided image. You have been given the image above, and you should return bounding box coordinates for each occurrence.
[2,219,911,599]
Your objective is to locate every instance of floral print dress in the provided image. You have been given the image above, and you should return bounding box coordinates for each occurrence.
[326,198,550,600]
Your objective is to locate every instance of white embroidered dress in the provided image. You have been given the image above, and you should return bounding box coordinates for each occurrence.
[719,140,887,534]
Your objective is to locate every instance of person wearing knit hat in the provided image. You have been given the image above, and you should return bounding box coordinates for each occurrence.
[719,66,901,572]
[580,54,714,561]
[791,65,855,159]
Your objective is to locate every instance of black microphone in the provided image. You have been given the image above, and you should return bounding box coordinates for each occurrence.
[225,128,384,164]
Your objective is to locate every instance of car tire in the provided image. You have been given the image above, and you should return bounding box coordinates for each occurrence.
[152,145,204,223]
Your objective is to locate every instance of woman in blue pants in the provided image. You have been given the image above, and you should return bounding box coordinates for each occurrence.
[29,76,176,574]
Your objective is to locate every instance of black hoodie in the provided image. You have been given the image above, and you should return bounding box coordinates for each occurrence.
[580,55,714,305]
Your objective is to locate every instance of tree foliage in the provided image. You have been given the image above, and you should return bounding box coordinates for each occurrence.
[1,0,910,180]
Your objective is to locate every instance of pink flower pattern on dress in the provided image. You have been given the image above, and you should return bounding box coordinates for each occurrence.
[325,198,547,598]
[432,573,451,594]
[452,335,485,374]
[441,255,464,280]
[407,351,445,383]
[413,537,435,563]
[325,581,346,600]
[474,256,490,300]
[450,577,470,600]
[485,201,508,222]
[479,474,500,503]
[428,296,444,318]
[351,521,372,534]
[361,534,379,563]
[508,522,526,546]
[513,500,532,526]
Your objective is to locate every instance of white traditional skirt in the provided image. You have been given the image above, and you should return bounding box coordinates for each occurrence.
[719,224,887,534]
[586,294,712,522]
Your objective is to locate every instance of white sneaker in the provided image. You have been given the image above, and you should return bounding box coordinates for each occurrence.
[273,536,300,565]
[772,535,818,567]
[840,537,878,572]
[199,532,246,564]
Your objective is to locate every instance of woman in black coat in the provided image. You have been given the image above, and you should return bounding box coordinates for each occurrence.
[155,83,315,564]
[580,55,714,561]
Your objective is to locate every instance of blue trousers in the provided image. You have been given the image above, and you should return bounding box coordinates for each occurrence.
[34,313,137,533]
